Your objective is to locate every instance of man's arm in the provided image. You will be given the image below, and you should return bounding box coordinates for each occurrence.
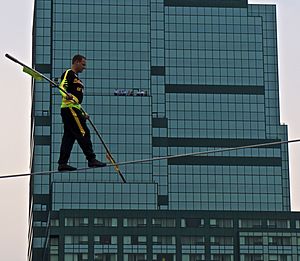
[59,70,80,103]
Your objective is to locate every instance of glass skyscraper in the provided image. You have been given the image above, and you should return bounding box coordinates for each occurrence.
[29,0,300,260]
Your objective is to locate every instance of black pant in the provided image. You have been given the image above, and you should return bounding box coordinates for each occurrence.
[58,107,96,164]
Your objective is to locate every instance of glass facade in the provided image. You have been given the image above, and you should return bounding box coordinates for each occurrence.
[29,0,298,260]
[47,210,300,261]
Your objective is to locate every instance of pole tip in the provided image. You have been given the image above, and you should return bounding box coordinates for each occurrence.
[5,53,12,59]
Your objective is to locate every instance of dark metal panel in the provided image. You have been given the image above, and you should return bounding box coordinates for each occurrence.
[165,84,264,95]
[164,0,248,8]
[168,155,282,166]
[152,137,281,148]
[151,66,165,76]
[152,118,168,128]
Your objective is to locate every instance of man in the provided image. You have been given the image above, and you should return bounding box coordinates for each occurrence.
[58,54,106,171]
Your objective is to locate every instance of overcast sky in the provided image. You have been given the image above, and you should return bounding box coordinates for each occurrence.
[0,0,299,260]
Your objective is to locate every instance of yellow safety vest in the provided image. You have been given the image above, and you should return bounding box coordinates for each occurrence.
[59,69,81,110]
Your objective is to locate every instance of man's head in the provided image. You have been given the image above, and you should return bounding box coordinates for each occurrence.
[72,54,86,73]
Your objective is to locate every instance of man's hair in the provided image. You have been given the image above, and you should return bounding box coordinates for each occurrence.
[72,54,86,64]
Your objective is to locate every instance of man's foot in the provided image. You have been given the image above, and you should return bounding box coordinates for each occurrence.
[88,159,107,168]
[58,164,77,172]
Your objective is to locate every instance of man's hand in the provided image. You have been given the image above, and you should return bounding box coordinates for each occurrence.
[84,113,90,120]
[66,93,74,100]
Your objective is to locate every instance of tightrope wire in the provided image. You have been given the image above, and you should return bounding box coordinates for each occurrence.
[1,138,299,180]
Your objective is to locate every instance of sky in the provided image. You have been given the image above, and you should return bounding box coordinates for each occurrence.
[0,0,299,260]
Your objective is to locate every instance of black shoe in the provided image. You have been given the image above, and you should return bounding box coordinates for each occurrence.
[88,159,106,168]
[58,164,77,172]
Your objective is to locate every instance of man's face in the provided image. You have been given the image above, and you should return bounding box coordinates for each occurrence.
[75,58,86,73]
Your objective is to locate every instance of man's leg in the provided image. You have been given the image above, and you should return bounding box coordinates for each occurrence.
[58,125,76,164]
[58,108,77,171]
[68,108,106,167]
